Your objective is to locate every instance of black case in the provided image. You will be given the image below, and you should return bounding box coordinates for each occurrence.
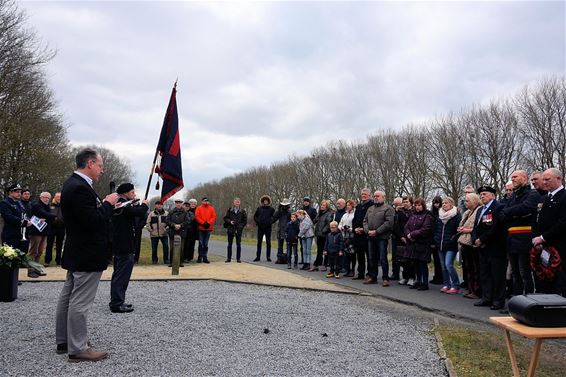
[508,294,566,327]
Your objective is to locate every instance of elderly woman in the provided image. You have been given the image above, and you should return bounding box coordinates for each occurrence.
[457,193,482,299]
[297,210,314,270]
[310,200,333,271]
[404,198,434,291]
[434,197,462,294]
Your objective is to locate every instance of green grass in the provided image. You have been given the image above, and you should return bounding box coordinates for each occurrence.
[437,324,566,377]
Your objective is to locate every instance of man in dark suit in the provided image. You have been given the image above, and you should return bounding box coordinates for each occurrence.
[472,186,507,310]
[55,148,119,362]
[109,183,148,313]
[532,168,566,296]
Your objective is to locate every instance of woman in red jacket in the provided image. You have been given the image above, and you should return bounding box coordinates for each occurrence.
[195,197,216,263]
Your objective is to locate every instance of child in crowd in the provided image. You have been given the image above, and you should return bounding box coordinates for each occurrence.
[286,212,300,269]
[324,221,344,278]
[297,210,314,270]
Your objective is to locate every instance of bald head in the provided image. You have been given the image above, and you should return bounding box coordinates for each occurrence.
[510,170,529,188]
[543,168,563,192]
[393,197,403,209]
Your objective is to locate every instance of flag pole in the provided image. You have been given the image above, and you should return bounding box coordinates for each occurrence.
[143,80,178,200]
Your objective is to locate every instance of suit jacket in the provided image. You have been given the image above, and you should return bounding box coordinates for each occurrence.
[111,198,148,255]
[537,188,566,257]
[60,173,114,272]
[472,200,506,258]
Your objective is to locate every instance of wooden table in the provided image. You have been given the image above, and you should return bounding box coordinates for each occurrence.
[490,316,566,377]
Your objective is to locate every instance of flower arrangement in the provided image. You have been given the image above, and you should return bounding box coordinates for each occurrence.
[0,244,44,272]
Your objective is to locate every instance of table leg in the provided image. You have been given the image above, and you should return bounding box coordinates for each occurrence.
[526,339,543,377]
[503,329,521,377]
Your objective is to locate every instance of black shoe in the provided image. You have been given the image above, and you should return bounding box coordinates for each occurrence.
[110,305,134,313]
[460,281,468,289]
[352,275,364,280]
[409,282,421,289]
[499,309,509,315]
[27,272,40,278]
[253,257,260,262]
[429,279,443,285]
[203,259,210,264]
[225,260,231,263]
[266,258,272,262]
[152,261,158,265]
[197,258,202,263]
[125,303,133,308]
[168,264,172,267]
[417,284,429,291]
[474,300,492,307]
[237,260,241,263]
[490,304,504,311]
[179,264,184,267]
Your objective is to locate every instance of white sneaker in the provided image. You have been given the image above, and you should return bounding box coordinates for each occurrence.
[407,279,415,287]
[398,279,408,285]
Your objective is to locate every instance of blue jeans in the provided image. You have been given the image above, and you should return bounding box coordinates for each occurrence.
[301,237,313,264]
[439,250,460,289]
[287,242,298,265]
[198,231,211,258]
[368,238,388,280]
[110,253,135,308]
[151,236,169,263]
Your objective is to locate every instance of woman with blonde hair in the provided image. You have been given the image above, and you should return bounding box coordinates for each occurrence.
[457,193,482,299]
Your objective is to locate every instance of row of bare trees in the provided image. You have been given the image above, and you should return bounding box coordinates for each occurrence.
[188,76,566,220]
[0,0,132,197]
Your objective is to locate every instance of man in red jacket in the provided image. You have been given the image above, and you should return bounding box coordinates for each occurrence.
[195,197,216,263]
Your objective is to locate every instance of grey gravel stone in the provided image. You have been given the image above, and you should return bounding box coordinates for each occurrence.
[0,280,447,377]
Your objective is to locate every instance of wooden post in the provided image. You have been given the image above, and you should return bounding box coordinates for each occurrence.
[171,234,182,275]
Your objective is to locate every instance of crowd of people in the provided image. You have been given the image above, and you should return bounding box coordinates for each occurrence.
[244,168,565,309]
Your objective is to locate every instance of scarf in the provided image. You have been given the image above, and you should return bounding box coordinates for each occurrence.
[438,206,457,224]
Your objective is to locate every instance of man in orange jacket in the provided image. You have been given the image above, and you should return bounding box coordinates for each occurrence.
[195,197,216,263]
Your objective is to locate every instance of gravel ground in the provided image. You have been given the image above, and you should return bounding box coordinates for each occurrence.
[1,281,447,377]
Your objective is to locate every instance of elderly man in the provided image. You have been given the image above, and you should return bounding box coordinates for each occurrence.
[352,188,373,280]
[45,192,65,267]
[55,148,119,362]
[28,192,56,277]
[223,197,247,263]
[472,186,507,310]
[183,199,198,263]
[532,168,566,296]
[500,170,540,296]
[530,171,547,195]
[363,191,394,286]
[166,199,191,267]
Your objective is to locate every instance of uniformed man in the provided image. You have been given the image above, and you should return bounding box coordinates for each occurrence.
[0,184,31,250]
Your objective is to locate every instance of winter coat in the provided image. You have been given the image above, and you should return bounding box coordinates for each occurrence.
[303,205,317,223]
[363,202,394,240]
[223,207,247,235]
[166,208,191,237]
[404,210,434,262]
[433,209,462,252]
[457,206,480,246]
[298,215,315,239]
[49,201,65,233]
[254,205,275,229]
[146,209,169,237]
[28,201,56,236]
[324,231,344,254]
[273,205,291,239]
[393,208,411,243]
[186,207,198,240]
[333,208,346,224]
[500,184,541,254]
[314,209,333,238]
[286,220,300,243]
[195,203,216,232]
[111,199,149,255]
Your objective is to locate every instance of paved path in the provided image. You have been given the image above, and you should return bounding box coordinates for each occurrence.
[206,239,500,324]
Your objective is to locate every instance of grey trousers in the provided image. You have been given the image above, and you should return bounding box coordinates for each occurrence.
[55,270,103,355]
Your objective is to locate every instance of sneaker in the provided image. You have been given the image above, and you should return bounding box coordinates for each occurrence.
[334,272,341,279]
[407,279,415,287]
[398,279,408,285]
[382,280,390,287]
[440,286,449,293]
[326,272,334,278]
[446,288,460,295]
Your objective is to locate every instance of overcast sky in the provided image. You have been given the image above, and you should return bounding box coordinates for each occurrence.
[20,0,565,198]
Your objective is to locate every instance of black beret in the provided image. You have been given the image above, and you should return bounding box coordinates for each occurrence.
[477,186,496,195]
[116,183,134,194]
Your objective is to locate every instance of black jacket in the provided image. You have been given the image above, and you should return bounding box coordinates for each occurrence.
[223,207,247,235]
[286,220,300,243]
[166,208,192,237]
[273,205,291,239]
[0,197,28,242]
[61,173,114,272]
[536,188,566,258]
[303,205,317,223]
[28,201,56,236]
[352,199,373,240]
[472,200,506,258]
[254,205,275,229]
[111,198,148,255]
[501,184,541,254]
[433,212,462,252]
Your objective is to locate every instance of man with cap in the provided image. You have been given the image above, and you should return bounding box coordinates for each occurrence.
[273,198,292,264]
[472,186,507,310]
[146,200,169,264]
[166,198,192,266]
[0,183,31,250]
[109,183,148,313]
[195,197,216,263]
